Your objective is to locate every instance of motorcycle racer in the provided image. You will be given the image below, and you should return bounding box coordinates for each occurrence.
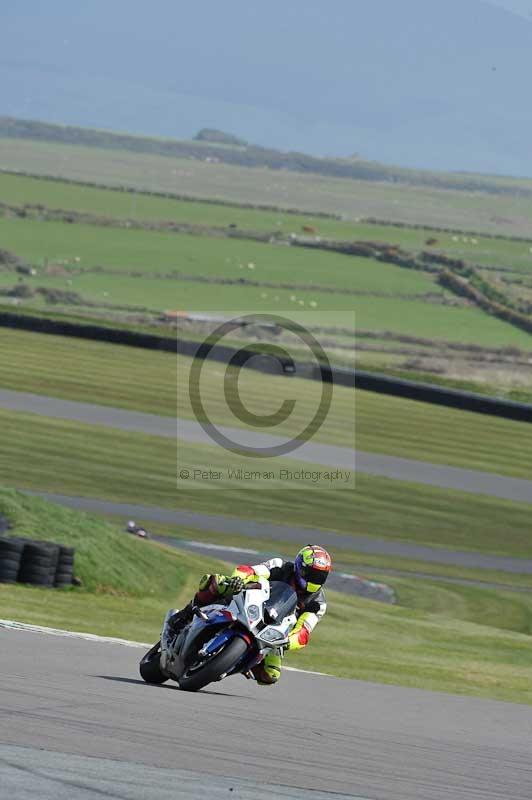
[168,544,332,685]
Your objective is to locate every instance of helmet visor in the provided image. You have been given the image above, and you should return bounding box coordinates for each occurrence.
[302,565,328,588]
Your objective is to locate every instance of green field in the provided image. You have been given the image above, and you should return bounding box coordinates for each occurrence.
[0,215,438,292]
[3,171,532,273]
[3,138,532,237]
[2,215,532,349]
[4,271,528,347]
[2,488,532,704]
[3,168,532,392]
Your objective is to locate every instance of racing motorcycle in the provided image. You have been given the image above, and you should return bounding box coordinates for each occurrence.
[139,579,297,691]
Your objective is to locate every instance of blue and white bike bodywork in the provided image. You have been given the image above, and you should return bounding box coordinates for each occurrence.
[139,579,298,692]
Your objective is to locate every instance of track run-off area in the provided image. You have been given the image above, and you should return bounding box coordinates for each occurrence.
[1,624,531,800]
[2,387,532,575]
[2,388,532,504]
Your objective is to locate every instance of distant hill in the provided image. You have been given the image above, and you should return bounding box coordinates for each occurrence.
[2,0,532,176]
[194,129,248,147]
[2,116,531,199]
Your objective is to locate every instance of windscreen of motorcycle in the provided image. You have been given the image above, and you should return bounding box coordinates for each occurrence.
[264,582,298,623]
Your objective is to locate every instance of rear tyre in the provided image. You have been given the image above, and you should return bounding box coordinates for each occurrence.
[178,636,248,692]
[139,642,168,684]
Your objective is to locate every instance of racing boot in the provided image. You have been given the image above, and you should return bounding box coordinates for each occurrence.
[168,601,194,635]
[251,652,282,686]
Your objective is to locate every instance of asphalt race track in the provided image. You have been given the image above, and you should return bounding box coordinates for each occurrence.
[3,388,532,503]
[1,627,531,800]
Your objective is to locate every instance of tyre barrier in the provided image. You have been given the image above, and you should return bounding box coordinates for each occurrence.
[0,537,24,584]
[54,545,75,588]
[18,541,59,587]
[0,537,75,587]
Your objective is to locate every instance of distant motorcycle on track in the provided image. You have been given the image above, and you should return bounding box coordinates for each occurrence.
[139,579,297,691]
[125,520,149,539]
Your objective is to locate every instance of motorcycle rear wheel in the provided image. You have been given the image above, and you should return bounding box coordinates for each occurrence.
[139,641,168,684]
[178,636,248,692]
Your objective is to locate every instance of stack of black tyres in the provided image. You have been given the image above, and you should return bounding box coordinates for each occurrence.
[54,545,75,588]
[0,537,24,583]
[18,541,60,587]
[0,538,76,587]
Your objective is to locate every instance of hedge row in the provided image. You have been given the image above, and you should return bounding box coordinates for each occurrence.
[0,200,277,243]
[437,270,532,336]
[295,239,532,339]
[292,237,438,272]
[363,216,532,245]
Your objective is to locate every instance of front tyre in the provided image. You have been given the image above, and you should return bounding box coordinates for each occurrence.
[178,636,248,692]
[139,641,168,684]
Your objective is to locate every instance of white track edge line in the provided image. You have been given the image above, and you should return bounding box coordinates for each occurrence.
[0,619,331,677]
[0,619,151,648]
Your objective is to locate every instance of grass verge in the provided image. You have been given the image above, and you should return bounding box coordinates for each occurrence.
[0,487,224,641]
[1,408,532,559]
[301,591,532,705]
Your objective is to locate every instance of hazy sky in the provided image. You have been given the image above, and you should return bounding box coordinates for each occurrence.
[488,0,532,16]
[2,0,532,175]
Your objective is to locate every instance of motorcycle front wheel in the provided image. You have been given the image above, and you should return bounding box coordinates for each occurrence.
[178,636,248,692]
[139,641,168,684]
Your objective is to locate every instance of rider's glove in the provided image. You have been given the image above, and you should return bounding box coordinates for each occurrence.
[224,575,244,595]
